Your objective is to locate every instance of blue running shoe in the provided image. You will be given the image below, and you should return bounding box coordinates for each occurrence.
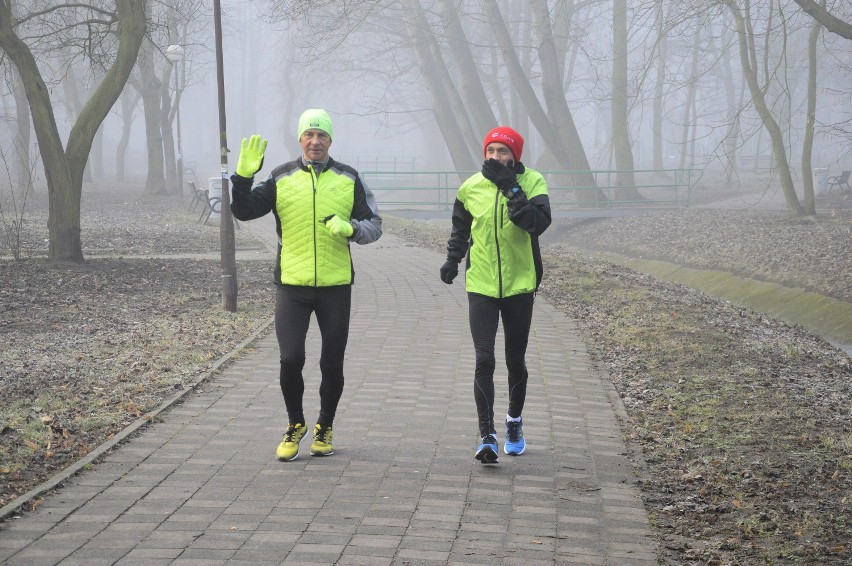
[504,418,525,455]
[475,434,499,463]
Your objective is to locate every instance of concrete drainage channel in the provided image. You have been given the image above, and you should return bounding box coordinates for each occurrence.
[589,250,852,356]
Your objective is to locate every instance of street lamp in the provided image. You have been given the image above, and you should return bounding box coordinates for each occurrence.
[165,44,185,195]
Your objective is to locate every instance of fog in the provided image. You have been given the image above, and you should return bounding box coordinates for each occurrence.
[2,0,851,193]
[109,1,453,183]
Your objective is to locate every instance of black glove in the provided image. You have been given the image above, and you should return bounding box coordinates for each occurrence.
[505,186,528,211]
[440,260,459,284]
[481,158,518,197]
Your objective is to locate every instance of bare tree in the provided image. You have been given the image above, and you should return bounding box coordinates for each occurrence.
[800,4,822,215]
[9,65,31,192]
[264,0,845,213]
[402,0,479,171]
[711,27,743,186]
[124,0,205,195]
[268,0,603,194]
[61,63,98,182]
[612,0,638,195]
[677,23,701,172]
[651,0,667,170]
[487,0,603,202]
[0,1,148,261]
[134,34,167,196]
[436,0,497,135]
[793,0,852,39]
[724,0,803,215]
[115,86,140,181]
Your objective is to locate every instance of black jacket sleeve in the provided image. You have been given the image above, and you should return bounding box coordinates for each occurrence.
[508,192,551,237]
[230,174,276,221]
[446,198,473,263]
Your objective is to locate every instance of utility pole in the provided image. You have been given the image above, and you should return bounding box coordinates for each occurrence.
[214,0,238,311]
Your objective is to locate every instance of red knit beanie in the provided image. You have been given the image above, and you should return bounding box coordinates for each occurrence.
[483,126,524,161]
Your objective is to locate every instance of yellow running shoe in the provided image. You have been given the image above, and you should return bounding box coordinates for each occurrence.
[276,423,307,461]
[310,423,334,456]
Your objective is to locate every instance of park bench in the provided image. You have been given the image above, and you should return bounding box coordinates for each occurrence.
[187,180,219,224]
[826,170,850,193]
[202,194,222,225]
[187,179,240,228]
[187,181,207,212]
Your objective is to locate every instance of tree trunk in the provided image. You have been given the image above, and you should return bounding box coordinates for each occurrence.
[652,0,665,171]
[726,1,803,215]
[137,38,167,195]
[611,0,639,199]
[90,123,104,180]
[484,0,601,203]
[402,0,478,172]
[11,67,32,192]
[89,70,106,180]
[529,0,587,164]
[436,0,497,135]
[715,29,740,187]
[160,62,178,194]
[801,13,821,216]
[678,25,700,172]
[0,21,79,260]
[552,0,575,81]
[0,0,148,261]
[116,88,138,182]
[792,0,852,41]
[489,44,510,125]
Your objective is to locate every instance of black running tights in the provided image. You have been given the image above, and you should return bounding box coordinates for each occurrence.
[275,284,351,428]
[468,291,534,437]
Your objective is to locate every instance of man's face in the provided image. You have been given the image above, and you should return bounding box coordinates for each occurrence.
[300,129,331,162]
[485,142,514,166]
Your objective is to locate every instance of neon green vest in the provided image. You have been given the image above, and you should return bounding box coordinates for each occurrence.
[459,168,547,298]
[275,165,355,286]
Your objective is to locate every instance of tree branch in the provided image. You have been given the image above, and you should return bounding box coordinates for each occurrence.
[793,0,852,40]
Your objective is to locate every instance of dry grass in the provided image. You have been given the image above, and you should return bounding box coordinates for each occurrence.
[1,184,275,509]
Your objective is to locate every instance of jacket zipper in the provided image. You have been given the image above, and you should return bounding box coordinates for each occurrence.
[493,190,503,298]
[311,165,318,287]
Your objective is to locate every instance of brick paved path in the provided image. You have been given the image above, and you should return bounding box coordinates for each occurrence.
[0,225,657,565]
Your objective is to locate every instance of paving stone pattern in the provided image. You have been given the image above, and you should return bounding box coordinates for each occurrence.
[0,220,657,565]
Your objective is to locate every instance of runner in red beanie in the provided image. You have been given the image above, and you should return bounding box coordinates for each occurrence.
[483,126,524,162]
[441,125,551,464]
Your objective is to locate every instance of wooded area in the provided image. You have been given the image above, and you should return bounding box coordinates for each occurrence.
[0,0,850,261]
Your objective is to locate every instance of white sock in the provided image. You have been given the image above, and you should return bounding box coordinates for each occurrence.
[506,414,521,422]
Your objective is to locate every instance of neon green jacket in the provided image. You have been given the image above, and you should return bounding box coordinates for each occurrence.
[231,157,382,286]
[446,164,551,298]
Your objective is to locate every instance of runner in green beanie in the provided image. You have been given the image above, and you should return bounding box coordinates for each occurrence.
[297,108,333,142]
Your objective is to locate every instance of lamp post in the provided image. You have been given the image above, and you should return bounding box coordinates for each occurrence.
[213,0,238,312]
[165,44,185,195]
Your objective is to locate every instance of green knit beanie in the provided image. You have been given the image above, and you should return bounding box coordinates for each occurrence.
[297,108,333,141]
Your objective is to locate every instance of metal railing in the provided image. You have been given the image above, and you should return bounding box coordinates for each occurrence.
[361,168,704,210]
[351,156,417,174]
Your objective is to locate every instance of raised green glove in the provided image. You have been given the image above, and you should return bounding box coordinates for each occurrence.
[324,215,354,238]
[235,134,268,177]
